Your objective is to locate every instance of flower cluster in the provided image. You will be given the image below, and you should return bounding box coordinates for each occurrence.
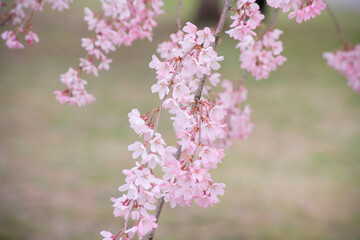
[54,68,95,106]
[102,22,254,239]
[0,0,72,49]
[238,29,287,80]
[55,0,164,107]
[225,0,285,80]
[225,0,264,42]
[323,44,360,92]
[266,0,326,23]
[218,79,254,146]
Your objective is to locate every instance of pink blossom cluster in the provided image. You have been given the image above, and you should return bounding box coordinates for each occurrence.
[218,80,254,146]
[238,29,287,80]
[101,22,254,240]
[323,44,360,92]
[54,68,95,107]
[225,0,264,42]
[0,0,72,49]
[266,0,326,23]
[55,0,164,107]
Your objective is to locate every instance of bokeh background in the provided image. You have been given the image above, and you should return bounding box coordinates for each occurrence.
[1,1,360,239]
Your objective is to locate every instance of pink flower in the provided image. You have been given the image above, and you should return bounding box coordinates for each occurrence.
[196,27,215,48]
[149,133,166,155]
[173,81,190,101]
[183,22,197,39]
[2,30,24,49]
[239,29,286,80]
[142,153,161,169]
[25,31,39,46]
[137,215,158,239]
[288,0,326,23]
[134,168,156,190]
[151,80,169,99]
[324,44,360,93]
[54,90,70,104]
[81,38,94,51]
[128,141,147,159]
[98,57,112,70]
[100,231,114,240]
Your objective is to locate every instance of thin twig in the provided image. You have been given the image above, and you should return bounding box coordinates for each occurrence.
[177,0,182,30]
[325,2,345,44]
[269,8,279,30]
[19,9,35,31]
[0,13,12,26]
[119,201,134,239]
[191,111,202,160]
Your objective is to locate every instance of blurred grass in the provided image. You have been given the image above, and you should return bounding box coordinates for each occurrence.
[0,1,360,240]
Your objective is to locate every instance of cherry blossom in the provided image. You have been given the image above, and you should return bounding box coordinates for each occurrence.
[266,0,326,23]
[323,44,360,92]
[55,0,164,106]
[239,29,287,80]
[225,0,264,42]
[1,0,73,49]
[102,16,256,238]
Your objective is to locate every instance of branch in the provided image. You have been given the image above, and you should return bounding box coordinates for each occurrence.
[177,0,182,30]
[146,1,232,239]
[146,146,182,240]
[325,2,345,45]
[194,0,232,102]
[212,0,232,48]
[269,8,279,30]
[153,46,195,134]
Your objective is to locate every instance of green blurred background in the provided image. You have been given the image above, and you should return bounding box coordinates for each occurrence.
[0,1,360,239]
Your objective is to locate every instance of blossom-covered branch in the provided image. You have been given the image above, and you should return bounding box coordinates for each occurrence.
[266,0,326,23]
[101,0,260,239]
[1,0,73,49]
[54,0,165,107]
[226,0,286,80]
[322,2,360,93]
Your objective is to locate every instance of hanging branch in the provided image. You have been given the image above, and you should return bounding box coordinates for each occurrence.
[194,0,232,102]
[145,1,232,240]
[177,0,182,30]
[269,8,279,30]
[146,147,182,240]
[325,2,346,45]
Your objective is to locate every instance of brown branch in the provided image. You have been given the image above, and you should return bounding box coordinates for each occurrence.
[0,13,12,27]
[146,197,165,240]
[212,0,232,48]
[177,0,182,30]
[325,2,345,44]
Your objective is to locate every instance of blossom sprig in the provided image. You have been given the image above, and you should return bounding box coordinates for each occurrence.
[55,0,164,107]
[266,0,326,23]
[217,79,254,146]
[226,0,285,80]
[238,29,287,80]
[323,44,360,93]
[101,10,256,236]
[225,0,264,42]
[1,0,73,49]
